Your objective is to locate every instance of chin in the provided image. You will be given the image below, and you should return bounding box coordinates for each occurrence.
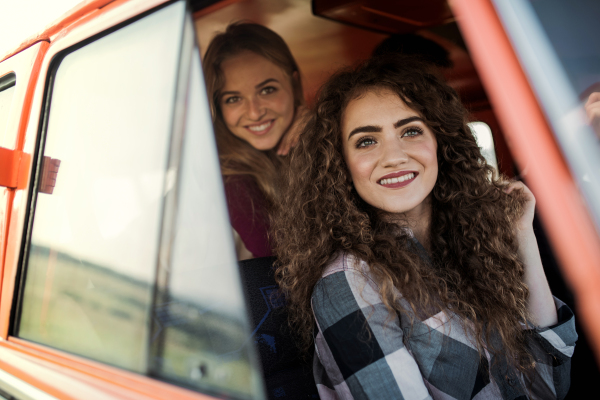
[250,139,278,151]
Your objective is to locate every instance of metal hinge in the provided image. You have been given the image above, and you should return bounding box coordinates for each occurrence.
[0,147,31,190]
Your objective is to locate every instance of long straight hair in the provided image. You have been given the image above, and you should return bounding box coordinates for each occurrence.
[202,22,304,204]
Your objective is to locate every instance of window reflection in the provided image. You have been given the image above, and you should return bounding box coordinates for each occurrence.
[495,0,600,231]
[0,73,16,145]
[528,0,600,100]
[17,2,262,398]
[525,0,600,225]
[18,2,186,372]
[148,44,263,399]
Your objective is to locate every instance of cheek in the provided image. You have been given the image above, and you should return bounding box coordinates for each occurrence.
[346,154,373,187]
[220,107,238,128]
[426,148,438,169]
[274,90,295,120]
[423,145,439,182]
[221,109,233,126]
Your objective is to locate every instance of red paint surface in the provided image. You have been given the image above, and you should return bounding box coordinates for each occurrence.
[451,0,600,363]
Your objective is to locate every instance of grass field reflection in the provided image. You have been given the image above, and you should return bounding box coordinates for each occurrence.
[19,244,257,398]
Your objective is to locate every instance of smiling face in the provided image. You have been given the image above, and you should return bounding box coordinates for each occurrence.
[342,89,438,223]
[219,51,296,151]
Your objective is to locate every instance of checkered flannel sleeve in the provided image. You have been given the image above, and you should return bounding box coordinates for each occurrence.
[311,267,432,400]
[311,259,577,400]
[524,297,577,400]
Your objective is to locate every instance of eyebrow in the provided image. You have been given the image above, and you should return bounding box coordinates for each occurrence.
[347,116,424,140]
[255,78,278,89]
[220,78,280,99]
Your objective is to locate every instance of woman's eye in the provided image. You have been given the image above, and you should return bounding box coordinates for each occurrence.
[224,96,241,105]
[402,127,424,138]
[356,138,376,148]
[260,86,277,95]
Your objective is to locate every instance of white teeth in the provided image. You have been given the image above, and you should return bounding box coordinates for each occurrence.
[380,173,415,185]
[248,121,272,132]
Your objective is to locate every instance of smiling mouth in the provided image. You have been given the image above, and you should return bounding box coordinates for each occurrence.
[378,172,418,187]
[245,120,273,134]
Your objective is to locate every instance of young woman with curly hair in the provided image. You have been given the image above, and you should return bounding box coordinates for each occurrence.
[203,22,307,260]
[273,56,576,399]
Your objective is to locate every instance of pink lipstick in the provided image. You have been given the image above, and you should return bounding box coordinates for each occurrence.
[378,171,418,188]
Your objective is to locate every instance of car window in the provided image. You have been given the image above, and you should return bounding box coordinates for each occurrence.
[469,121,498,174]
[527,0,600,98]
[146,32,263,400]
[14,1,263,398]
[17,0,186,372]
[0,73,16,144]
[493,0,600,231]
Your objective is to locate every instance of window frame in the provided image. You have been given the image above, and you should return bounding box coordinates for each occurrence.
[11,0,186,341]
[0,0,228,398]
[449,0,600,361]
[0,42,49,338]
[13,0,191,370]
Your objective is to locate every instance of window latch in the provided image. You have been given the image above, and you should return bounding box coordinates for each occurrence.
[39,156,61,195]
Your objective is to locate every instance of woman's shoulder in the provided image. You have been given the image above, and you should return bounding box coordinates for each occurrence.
[321,252,369,278]
[223,174,268,214]
[223,174,272,258]
[223,174,261,195]
[311,253,390,332]
[313,252,380,300]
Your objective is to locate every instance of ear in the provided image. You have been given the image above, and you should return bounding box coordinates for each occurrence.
[292,70,299,82]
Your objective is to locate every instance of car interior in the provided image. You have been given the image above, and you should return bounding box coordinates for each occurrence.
[187,0,598,398]
[0,0,597,398]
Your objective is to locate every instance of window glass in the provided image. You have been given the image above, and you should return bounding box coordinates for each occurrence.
[526,0,600,227]
[148,46,263,399]
[469,121,498,174]
[18,2,186,372]
[0,73,16,145]
[528,0,600,99]
[493,0,600,231]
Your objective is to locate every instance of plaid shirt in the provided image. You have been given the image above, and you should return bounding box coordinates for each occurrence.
[311,252,577,400]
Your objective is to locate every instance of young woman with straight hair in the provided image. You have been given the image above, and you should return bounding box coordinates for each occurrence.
[203,22,306,260]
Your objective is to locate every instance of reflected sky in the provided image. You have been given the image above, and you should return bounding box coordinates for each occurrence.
[32,3,184,284]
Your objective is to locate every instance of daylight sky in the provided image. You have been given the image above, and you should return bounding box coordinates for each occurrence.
[0,0,82,57]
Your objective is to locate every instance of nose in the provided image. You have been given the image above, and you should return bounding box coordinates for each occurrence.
[381,138,409,168]
[246,96,266,120]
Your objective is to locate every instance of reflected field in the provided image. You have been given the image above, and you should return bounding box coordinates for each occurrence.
[19,245,255,398]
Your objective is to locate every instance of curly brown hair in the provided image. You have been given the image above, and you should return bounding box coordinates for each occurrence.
[273,56,532,369]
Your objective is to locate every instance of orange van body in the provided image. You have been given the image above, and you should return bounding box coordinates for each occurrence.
[0,0,598,398]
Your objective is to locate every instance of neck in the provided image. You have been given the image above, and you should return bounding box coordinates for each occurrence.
[383,196,432,252]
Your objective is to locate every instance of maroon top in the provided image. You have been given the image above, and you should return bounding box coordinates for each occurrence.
[224,175,273,258]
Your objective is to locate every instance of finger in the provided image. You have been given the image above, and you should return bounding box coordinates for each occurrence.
[277,136,292,155]
[503,181,523,194]
[277,142,287,155]
[585,92,600,107]
[289,133,300,148]
[505,182,536,205]
[586,104,600,125]
[278,144,290,155]
[297,105,309,117]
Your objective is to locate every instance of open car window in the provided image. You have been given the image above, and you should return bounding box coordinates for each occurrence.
[494,0,600,232]
[14,1,263,398]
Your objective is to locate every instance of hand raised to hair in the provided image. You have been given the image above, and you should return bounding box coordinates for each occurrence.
[585,92,600,136]
[277,105,309,156]
[504,181,536,234]
[504,181,557,327]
